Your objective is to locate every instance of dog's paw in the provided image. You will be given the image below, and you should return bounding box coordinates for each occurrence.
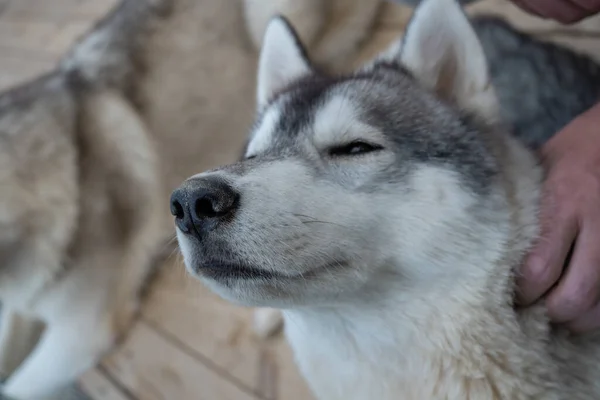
[252,308,284,339]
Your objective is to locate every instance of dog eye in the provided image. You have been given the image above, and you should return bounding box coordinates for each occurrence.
[327,141,383,157]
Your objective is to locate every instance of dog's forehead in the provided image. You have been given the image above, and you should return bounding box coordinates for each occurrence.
[243,65,500,196]
[247,73,394,156]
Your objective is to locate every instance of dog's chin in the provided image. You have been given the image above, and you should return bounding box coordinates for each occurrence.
[183,259,292,306]
[188,260,285,281]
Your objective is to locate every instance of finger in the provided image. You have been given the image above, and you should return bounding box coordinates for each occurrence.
[545,218,600,323]
[518,0,588,23]
[516,196,578,306]
[566,301,600,333]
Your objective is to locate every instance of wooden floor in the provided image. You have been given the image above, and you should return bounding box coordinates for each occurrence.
[3,1,600,399]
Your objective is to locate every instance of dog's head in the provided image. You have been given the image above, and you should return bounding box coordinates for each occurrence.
[172,0,513,307]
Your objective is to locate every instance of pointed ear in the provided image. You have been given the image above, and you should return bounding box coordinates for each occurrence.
[400,0,498,120]
[256,16,313,108]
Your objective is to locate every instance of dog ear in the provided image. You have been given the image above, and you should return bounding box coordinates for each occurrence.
[256,16,313,109]
[399,0,498,120]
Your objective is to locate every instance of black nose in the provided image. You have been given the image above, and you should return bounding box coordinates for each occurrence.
[170,176,240,237]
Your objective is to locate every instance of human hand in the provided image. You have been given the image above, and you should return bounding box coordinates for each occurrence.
[511,0,600,24]
[517,102,600,333]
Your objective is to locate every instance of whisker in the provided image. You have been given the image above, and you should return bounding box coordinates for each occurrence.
[292,213,349,228]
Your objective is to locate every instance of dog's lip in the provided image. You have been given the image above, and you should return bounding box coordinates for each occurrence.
[194,259,348,281]
[195,261,283,280]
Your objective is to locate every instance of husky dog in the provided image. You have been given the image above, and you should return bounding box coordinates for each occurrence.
[0,79,163,400]
[252,0,600,338]
[173,0,600,397]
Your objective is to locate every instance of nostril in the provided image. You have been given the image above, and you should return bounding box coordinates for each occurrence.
[183,178,239,227]
[194,196,220,219]
[171,199,185,219]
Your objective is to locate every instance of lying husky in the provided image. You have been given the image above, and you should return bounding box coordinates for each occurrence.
[0,27,165,400]
[0,77,161,399]
[0,0,195,398]
[173,0,600,398]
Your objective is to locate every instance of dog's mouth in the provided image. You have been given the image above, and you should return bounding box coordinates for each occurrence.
[193,261,285,281]
[193,259,348,282]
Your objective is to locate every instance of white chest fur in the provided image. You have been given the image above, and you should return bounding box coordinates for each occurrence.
[284,310,408,399]
[283,303,563,400]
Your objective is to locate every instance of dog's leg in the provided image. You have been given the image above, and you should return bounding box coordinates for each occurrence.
[1,316,113,399]
[0,310,46,382]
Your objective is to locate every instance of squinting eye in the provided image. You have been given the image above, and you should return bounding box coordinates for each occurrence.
[327,141,383,157]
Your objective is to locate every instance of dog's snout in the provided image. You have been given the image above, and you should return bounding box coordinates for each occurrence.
[170,176,240,237]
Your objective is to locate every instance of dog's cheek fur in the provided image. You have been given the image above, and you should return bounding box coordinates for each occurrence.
[229,159,381,273]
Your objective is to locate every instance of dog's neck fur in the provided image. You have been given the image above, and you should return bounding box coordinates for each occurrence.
[283,134,553,399]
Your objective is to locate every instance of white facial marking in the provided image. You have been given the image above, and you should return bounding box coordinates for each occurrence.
[312,94,382,148]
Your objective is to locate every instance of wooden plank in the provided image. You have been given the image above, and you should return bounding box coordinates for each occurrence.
[0,20,63,53]
[0,0,71,22]
[101,321,259,400]
[71,0,119,20]
[140,261,314,400]
[79,368,131,400]
[348,2,411,71]
[0,46,56,91]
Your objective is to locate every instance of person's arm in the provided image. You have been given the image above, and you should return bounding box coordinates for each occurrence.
[388,0,600,24]
[506,0,600,23]
[517,101,600,332]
